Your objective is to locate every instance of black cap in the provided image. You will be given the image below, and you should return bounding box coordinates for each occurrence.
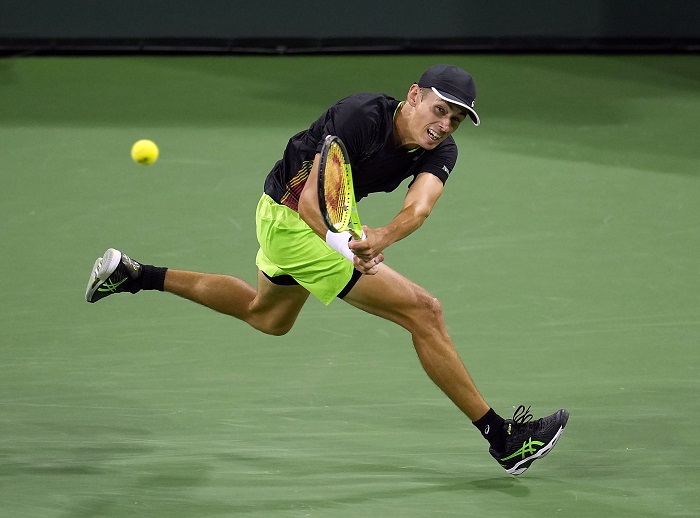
[418,64,480,126]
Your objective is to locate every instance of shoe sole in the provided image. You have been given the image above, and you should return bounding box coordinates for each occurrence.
[85,248,122,303]
[507,409,569,476]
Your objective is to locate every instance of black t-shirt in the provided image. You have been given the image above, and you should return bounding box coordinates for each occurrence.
[263,93,458,211]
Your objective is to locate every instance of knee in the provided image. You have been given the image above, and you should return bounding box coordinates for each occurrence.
[401,289,449,342]
[246,307,299,336]
[254,321,294,336]
[413,287,445,324]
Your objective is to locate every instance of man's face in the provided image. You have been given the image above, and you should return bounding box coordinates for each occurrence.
[412,88,467,149]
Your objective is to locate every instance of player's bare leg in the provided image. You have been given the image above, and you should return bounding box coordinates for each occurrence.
[86,248,567,474]
[342,265,490,422]
[164,269,310,335]
[343,264,569,475]
[85,249,309,335]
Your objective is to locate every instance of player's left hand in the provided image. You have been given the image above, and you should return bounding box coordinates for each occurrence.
[353,253,385,275]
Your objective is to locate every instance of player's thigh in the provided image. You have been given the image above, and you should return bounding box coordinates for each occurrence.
[341,265,440,330]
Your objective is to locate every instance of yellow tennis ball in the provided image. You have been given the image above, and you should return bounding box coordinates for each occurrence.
[131,139,159,165]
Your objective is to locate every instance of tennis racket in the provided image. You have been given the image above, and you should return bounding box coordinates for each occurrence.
[317,135,363,239]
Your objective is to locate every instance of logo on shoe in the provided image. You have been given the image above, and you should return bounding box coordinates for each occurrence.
[98,277,128,293]
[501,437,545,461]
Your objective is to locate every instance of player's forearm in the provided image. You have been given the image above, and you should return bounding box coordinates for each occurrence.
[377,204,431,249]
[297,154,328,239]
[375,172,444,250]
[298,192,327,239]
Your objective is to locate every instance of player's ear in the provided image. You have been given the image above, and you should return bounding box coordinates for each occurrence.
[407,84,421,107]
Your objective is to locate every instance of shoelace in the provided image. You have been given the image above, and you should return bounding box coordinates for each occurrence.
[512,405,533,425]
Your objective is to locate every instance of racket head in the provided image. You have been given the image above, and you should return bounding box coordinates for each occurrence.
[317,135,361,237]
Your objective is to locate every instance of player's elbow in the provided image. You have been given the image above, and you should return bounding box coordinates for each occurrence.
[409,203,433,228]
[417,205,433,221]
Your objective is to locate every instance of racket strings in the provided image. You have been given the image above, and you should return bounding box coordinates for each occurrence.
[324,144,350,227]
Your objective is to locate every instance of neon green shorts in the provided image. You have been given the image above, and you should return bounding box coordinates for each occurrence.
[255,193,354,305]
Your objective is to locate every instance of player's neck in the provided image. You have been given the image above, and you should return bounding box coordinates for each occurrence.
[393,101,421,151]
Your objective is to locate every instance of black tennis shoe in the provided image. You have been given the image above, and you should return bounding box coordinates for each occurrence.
[85,248,142,303]
[490,405,569,475]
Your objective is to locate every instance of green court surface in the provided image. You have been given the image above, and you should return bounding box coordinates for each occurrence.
[1,54,699,517]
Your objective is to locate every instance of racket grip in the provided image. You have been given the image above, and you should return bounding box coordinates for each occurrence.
[325,230,354,262]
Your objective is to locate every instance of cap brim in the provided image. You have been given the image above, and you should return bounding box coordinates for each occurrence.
[431,87,480,126]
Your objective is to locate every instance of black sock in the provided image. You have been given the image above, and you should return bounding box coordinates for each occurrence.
[127,265,167,293]
[472,408,506,452]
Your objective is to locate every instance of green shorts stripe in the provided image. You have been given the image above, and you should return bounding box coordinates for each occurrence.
[255,193,354,305]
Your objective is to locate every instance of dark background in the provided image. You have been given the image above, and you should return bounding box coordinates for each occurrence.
[2,0,699,54]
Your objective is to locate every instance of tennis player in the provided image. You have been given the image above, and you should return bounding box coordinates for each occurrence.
[86,64,568,475]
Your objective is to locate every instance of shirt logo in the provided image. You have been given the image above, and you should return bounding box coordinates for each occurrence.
[442,165,450,174]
